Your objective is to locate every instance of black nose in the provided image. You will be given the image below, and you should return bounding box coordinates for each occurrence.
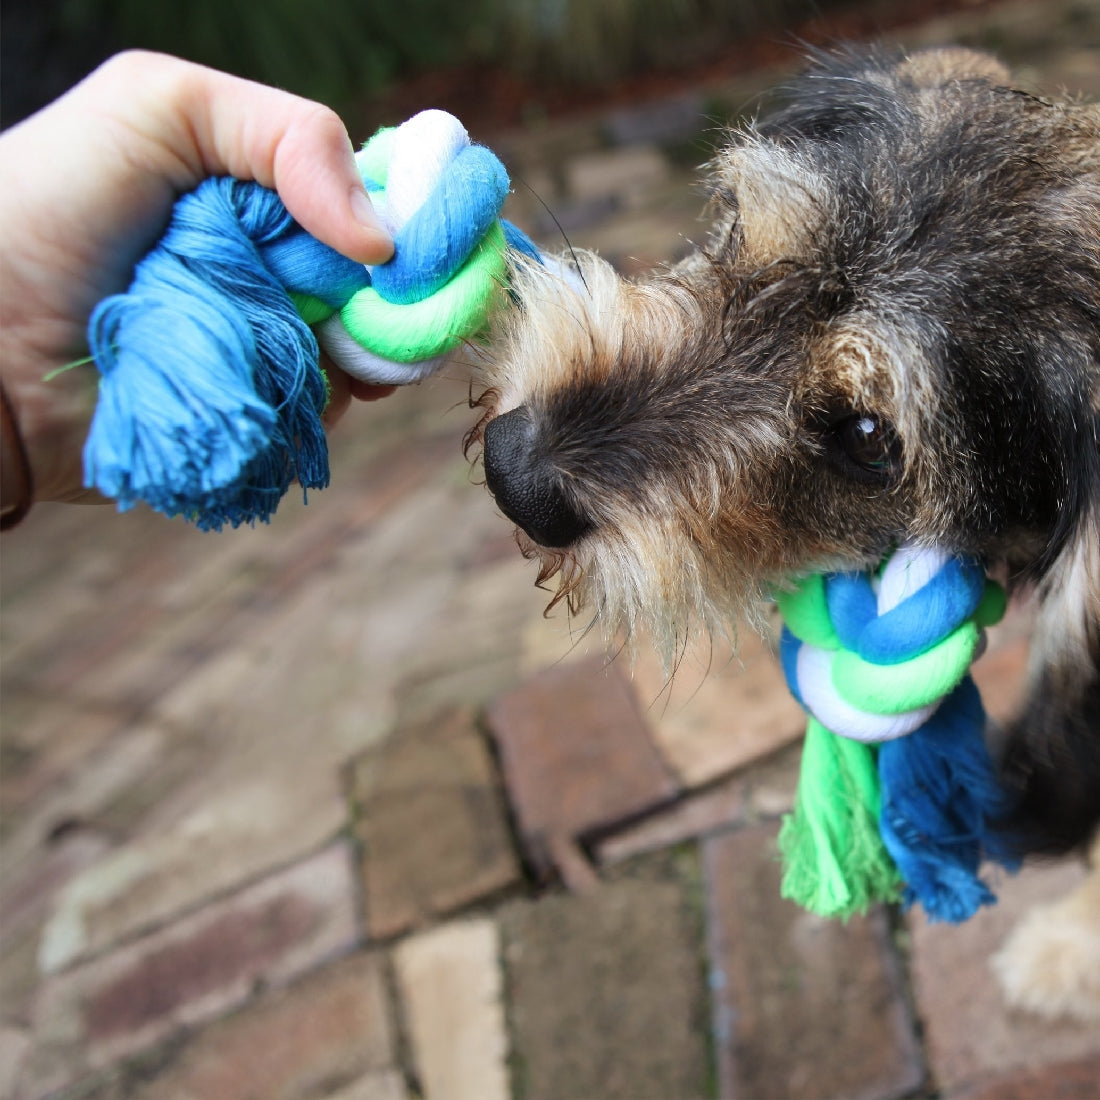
[483,407,592,548]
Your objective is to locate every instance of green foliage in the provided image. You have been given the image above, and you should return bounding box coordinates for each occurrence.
[59,0,837,109]
[495,0,819,85]
[60,0,499,108]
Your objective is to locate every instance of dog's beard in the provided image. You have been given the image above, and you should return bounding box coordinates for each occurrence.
[472,256,812,661]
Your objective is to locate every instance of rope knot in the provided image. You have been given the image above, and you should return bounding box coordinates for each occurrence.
[315,110,519,385]
[779,545,1005,743]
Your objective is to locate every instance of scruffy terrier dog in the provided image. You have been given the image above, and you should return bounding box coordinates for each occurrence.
[470,47,1100,1017]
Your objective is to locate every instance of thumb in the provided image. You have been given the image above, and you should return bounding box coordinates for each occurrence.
[267,104,395,266]
[122,53,396,265]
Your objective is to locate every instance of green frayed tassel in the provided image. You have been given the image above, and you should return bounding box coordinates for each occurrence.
[779,718,903,918]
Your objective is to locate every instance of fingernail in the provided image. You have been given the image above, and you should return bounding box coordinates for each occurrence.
[350,187,394,263]
[350,186,382,231]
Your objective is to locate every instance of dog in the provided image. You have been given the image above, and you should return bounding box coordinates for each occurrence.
[469,46,1100,1018]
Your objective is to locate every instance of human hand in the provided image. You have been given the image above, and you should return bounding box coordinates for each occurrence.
[0,51,395,513]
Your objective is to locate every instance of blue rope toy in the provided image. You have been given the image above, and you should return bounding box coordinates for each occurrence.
[84,109,539,530]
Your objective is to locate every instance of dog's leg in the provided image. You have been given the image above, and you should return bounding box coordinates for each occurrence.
[993,831,1100,1022]
[992,511,1099,1021]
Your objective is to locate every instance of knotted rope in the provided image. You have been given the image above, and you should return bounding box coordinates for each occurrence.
[776,543,1018,922]
[84,109,538,530]
[315,110,541,385]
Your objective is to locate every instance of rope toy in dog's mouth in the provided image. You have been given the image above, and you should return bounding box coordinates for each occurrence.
[83,109,539,530]
[776,542,1019,922]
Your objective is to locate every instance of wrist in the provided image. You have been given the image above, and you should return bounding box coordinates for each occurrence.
[0,346,101,512]
[0,378,33,528]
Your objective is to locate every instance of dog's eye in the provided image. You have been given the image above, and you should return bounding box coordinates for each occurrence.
[828,414,901,482]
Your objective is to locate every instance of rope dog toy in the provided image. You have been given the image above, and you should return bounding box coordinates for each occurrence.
[84,109,539,530]
[775,542,1019,923]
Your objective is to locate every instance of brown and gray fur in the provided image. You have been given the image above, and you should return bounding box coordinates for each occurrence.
[471,47,1100,860]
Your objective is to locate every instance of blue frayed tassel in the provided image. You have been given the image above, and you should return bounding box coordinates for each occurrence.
[85,178,368,529]
[878,677,1020,922]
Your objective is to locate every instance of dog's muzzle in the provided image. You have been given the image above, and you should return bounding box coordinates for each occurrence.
[482,407,592,548]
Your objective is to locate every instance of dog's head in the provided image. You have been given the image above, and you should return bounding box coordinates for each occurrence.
[472,46,1100,849]
[475,48,1099,644]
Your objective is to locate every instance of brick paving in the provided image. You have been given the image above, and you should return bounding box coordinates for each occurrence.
[499,852,710,1100]
[703,825,924,1100]
[394,919,509,1100]
[485,657,679,889]
[909,859,1099,1097]
[3,4,1100,1098]
[350,707,521,939]
[26,844,360,1092]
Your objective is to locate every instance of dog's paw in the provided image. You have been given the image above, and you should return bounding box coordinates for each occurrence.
[992,864,1100,1023]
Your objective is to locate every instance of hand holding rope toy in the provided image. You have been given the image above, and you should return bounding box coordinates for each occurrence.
[84,109,539,530]
[776,542,1019,922]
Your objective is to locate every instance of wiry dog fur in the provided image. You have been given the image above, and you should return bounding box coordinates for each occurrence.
[471,46,1100,868]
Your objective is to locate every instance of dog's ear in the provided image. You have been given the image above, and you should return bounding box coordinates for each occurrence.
[895,48,1012,88]
[715,139,832,269]
[999,473,1100,855]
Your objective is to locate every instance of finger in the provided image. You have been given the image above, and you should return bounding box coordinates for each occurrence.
[349,380,398,402]
[269,104,396,266]
[321,361,353,429]
[110,53,395,266]
[193,66,395,264]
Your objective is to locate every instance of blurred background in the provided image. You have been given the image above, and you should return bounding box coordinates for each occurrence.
[3,2,1100,1099]
[2,0,829,123]
[2,0,1065,130]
